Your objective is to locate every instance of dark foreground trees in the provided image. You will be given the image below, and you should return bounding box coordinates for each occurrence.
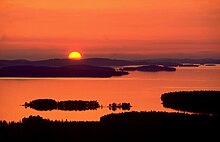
[0,111,219,142]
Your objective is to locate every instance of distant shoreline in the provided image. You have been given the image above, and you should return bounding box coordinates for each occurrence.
[1,58,220,68]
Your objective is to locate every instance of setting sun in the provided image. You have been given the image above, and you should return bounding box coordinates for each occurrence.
[68,52,82,60]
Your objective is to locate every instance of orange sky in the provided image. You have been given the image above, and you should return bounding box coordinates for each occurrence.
[0,0,220,59]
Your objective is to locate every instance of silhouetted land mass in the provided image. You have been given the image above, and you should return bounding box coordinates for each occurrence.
[134,58,220,67]
[58,100,100,111]
[24,99,57,111]
[0,58,220,68]
[0,111,219,141]
[0,65,128,77]
[82,58,134,66]
[24,99,132,112]
[178,64,199,67]
[24,99,100,111]
[122,65,176,72]
[161,90,220,115]
[205,64,216,66]
[108,103,131,111]
[0,58,134,67]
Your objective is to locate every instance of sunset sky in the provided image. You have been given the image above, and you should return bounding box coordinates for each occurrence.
[0,0,220,60]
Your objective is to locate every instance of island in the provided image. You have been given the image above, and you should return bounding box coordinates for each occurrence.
[121,65,176,72]
[24,99,100,111]
[0,65,129,77]
[108,102,132,111]
[23,99,133,112]
[161,90,220,115]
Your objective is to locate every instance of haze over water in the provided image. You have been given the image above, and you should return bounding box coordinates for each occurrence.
[0,65,219,122]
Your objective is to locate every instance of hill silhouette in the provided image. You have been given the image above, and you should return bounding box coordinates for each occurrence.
[0,58,133,67]
[0,58,219,67]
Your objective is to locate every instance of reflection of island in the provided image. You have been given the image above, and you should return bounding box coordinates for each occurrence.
[121,65,176,72]
[108,103,132,111]
[161,90,220,115]
[24,99,100,111]
[0,65,128,77]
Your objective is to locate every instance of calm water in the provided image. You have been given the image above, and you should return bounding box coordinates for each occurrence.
[0,65,220,122]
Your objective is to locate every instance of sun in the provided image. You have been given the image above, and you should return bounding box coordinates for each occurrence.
[68,51,82,60]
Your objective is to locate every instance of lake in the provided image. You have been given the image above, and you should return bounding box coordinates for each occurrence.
[0,65,220,122]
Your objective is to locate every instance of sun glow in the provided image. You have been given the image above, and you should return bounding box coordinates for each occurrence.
[68,52,82,60]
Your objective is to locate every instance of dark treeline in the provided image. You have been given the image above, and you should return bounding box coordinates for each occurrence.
[0,111,219,141]
[24,99,132,112]
[178,64,199,67]
[58,100,100,111]
[121,65,176,72]
[24,99,100,111]
[161,90,220,115]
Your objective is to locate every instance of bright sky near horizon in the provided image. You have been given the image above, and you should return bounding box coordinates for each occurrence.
[0,0,220,60]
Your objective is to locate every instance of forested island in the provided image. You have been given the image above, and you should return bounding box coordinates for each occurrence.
[108,102,131,111]
[178,64,199,67]
[24,99,132,111]
[121,65,176,72]
[24,99,100,111]
[0,65,128,77]
[161,90,220,115]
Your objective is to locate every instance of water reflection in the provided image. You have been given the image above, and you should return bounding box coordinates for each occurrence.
[0,65,220,121]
